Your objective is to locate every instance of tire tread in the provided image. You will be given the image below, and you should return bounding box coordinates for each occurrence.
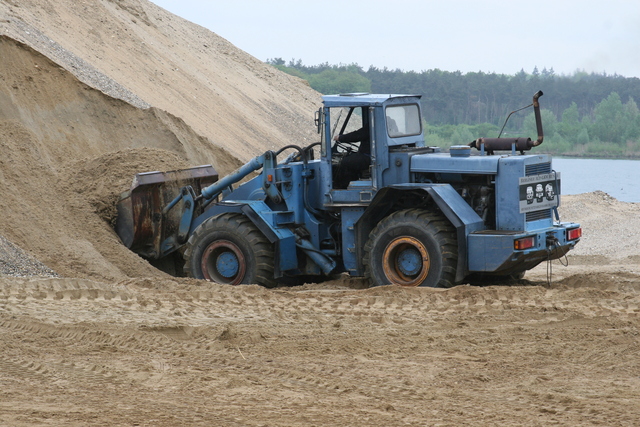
[183,213,276,288]
[364,209,458,288]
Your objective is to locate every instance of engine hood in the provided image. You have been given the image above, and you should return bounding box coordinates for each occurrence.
[411,153,501,175]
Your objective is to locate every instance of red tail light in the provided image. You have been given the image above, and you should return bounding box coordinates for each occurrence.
[567,227,582,241]
[514,236,535,250]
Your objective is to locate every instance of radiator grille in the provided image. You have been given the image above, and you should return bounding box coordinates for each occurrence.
[525,162,551,176]
[526,209,552,222]
[524,162,553,222]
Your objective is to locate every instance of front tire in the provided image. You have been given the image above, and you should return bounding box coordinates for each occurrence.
[183,213,276,288]
[364,209,457,288]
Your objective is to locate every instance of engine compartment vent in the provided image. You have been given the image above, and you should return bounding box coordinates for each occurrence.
[526,209,552,222]
[525,162,551,176]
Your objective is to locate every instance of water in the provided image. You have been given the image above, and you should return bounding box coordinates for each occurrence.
[553,157,640,202]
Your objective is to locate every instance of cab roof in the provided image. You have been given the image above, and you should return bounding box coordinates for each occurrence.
[321,93,422,108]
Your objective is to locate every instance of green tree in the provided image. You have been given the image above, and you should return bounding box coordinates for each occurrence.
[591,92,625,144]
[623,97,640,142]
[451,125,475,145]
[269,57,640,155]
[469,122,499,138]
[523,109,557,140]
[557,102,581,144]
[576,127,589,145]
[307,68,371,94]
[267,57,286,66]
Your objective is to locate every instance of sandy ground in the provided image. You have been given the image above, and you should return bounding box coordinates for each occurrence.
[1,1,639,426]
[2,192,640,426]
[2,258,640,426]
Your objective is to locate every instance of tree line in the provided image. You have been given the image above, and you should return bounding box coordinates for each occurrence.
[268,58,640,157]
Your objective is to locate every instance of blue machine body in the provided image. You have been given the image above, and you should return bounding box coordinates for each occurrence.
[142,93,580,285]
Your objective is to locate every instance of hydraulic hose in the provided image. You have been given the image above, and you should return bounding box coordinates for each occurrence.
[276,143,324,219]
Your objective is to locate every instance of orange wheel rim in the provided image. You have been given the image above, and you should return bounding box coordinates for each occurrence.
[382,236,430,286]
[201,240,246,285]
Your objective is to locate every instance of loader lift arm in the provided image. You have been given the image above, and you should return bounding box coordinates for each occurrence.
[160,150,281,257]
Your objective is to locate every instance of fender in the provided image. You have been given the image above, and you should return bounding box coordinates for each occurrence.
[190,200,298,278]
[355,183,485,283]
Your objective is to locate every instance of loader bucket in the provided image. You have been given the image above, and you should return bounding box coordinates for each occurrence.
[115,165,218,259]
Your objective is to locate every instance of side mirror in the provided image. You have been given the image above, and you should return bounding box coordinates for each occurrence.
[314,108,322,134]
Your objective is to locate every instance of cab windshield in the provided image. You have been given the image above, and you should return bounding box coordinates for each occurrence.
[328,106,365,154]
[386,104,421,138]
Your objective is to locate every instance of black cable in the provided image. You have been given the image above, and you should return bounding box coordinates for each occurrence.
[275,144,304,157]
[546,237,570,287]
[497,103,533,138]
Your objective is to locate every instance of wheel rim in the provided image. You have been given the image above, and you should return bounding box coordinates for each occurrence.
[382,236,430,286]
[201,240,246,285]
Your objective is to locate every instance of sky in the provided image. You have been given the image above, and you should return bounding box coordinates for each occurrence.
[150,0,640,78]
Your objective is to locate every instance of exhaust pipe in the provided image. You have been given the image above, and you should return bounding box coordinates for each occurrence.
[531,90,544,147]
[469,91,544,153]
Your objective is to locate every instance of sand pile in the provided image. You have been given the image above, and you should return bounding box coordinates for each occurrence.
[0,0,320,164]
[560,191,640,260]
[0,0,321,281]
[0,36,221,280]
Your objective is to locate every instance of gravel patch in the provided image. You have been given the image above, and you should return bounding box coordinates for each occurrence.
[560,191,640,259]
[0,15,150,109]
[0,235,58,278]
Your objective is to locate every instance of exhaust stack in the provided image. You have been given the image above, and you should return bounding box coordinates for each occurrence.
[531,90,544,146]
[469,91,544,154]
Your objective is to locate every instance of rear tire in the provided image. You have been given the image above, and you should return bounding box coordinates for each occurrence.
[364,209,457,288]
[183,213,276,288]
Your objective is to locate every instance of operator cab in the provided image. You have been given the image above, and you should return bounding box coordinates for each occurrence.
[320,93,425,198]
[330,105,371,189]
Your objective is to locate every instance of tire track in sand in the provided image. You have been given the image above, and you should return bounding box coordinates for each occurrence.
[2,277,640,326]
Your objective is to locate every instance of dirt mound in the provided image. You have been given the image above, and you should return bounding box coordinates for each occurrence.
[560,191,640,259]
[0,0,321,164]
[0,36,244,280]
[0,0,322,281]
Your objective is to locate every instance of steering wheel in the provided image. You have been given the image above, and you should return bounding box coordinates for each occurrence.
[333,140,358,154]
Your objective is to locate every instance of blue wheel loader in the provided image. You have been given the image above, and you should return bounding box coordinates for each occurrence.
[116,91,581,287]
